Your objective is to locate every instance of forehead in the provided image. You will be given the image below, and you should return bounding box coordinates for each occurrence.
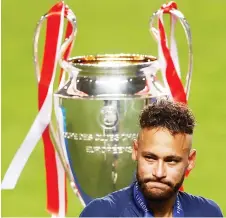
[138,128,192,156]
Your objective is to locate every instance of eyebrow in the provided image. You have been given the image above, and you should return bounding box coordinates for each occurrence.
[164,155,183,162]
[141,152,183,161]
[141,151,159,159]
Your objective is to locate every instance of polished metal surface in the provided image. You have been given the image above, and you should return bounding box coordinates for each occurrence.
[54,54,168,200]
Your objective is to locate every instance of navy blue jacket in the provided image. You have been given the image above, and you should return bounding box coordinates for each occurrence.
[80,183,223,217]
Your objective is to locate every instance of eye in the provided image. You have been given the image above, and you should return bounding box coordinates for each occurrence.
[167,160,177,164]
[144,155,157,161]
[165,159,180,165]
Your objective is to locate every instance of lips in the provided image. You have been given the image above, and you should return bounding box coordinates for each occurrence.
[146,181,169,189]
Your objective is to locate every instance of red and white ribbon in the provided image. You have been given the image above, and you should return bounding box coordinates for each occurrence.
[2,2,75,216]
[137,2,192,103]
[150,1,188,103]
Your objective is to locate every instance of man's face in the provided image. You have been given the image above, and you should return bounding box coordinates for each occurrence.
[132,128,196,201]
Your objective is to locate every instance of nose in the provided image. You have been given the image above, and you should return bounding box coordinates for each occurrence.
[152,160,166,179]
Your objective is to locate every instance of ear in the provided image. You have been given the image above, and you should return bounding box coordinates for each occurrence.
[186,149,196,175]
[132,139,138,161]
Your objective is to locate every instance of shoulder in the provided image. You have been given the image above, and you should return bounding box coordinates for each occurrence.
[79,185,134,217]
[79,197,113,217]
[179,191,223,217]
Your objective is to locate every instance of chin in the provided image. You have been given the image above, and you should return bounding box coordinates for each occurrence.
[143,186,174,201]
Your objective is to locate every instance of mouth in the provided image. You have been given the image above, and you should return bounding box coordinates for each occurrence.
[146,181,169,189]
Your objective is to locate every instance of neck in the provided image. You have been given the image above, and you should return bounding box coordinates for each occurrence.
[148,194,177,217]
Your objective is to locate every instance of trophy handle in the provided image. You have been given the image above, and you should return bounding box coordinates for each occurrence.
[33,7,77,82]
[33,5,75,157]
[149,7,193,100]
[32,4,84,202]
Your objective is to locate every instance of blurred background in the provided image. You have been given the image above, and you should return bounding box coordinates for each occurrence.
[2,0,226,216]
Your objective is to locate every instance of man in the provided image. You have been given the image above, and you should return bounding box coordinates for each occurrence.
[80,99,223,217]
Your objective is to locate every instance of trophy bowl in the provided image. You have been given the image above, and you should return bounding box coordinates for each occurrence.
[54,53,168,204]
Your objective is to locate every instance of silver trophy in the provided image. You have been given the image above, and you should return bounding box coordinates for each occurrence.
[54,54,165,204]
[2,2,192,211]
[33,2,192,206]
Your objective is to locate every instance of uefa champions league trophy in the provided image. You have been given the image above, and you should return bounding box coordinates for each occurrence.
[2,1,192,216]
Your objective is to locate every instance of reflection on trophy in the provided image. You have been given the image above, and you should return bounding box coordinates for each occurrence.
[2,1,192,216]
[55,54,166,202]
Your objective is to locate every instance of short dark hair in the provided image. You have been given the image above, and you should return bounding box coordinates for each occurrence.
[139,98,196,135]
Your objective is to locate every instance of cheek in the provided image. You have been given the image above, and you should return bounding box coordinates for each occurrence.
[137,158,153,176]
[167,164,186,180]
